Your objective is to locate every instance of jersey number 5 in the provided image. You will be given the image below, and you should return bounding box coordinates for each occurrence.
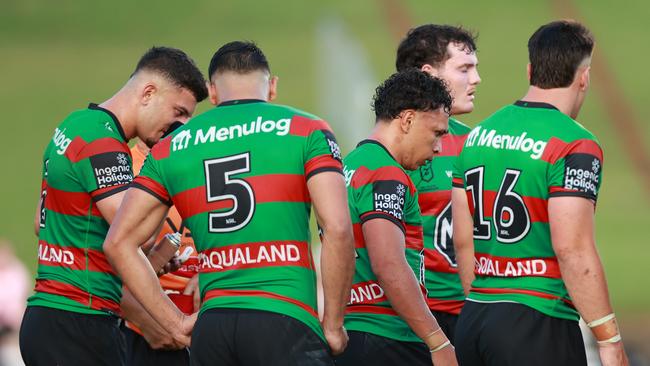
[204,152,255,233]
[465,167,531,243]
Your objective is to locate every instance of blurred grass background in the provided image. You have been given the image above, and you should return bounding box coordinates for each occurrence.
[1,0,648,346]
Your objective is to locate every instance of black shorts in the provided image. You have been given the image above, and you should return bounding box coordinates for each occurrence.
[191,308,333,366]
[431,310,459,344]
[19,306,125,366]
[455,301,587,366]
[335,331,429,366]
[121,325,189,366]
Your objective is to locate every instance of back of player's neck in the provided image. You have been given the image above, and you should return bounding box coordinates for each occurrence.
[521,87,575,117]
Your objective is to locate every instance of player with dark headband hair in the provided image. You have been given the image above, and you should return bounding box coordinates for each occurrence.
[104,40,356,366]
[395,23,481,343]
[20,46,207,366]
[452,20,628,365]
[336,69,458,366]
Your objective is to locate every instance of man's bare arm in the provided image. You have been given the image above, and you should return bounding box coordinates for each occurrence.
[451,187,475,295]
[103,188,193,346]
[364,219,457,365]
[307,171,355,355]
[121,289,183,350]
[549,196,628,365]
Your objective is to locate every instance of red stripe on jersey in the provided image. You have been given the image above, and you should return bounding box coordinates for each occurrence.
[353,223,365,248]
[44,185,101,217]
[404,224,423,250]
[474,253,561,279]
[203,289,318,318]
[41,178,47,190]
[198,241,311,273]
[68,138,130,163]
[151,136,172,160]
[38,240,115,274]
[288,116,332,136]
[452,177,464,187]
[34,279,121,314]
[418,190,450,217]
[480,190,548,223]
[346,304,398,317]
[349,281,388,305]
[542,137,603,164]
[64,136,86,161]
[424,248,458,274]
[305,154,342,176]
[471,287,574,308]
[172,174,309,219]
[426,298,464,314]
[133,176,171,203]
[435,133,468,157]
[350,166,415,194]
[247,174,310,203]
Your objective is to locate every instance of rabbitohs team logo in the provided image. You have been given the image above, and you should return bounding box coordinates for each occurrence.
[117,153,128,166]
[420,160,433,182]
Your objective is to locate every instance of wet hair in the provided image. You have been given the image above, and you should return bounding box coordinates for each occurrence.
[528,20,594,89]
[132,46,208,102]
[208,41,270,79]
[396,24,477,71]
[372,69,452,122]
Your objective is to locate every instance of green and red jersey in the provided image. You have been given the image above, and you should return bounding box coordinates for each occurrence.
[29,103,133,316]
[409,118,471,315]
[343,140,425,343]
[453,101,604,321]
[133,100,342,340]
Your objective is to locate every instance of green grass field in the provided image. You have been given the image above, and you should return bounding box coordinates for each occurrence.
[1,0,648,342]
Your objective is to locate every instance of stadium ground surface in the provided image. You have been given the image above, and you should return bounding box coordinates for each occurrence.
[1,0,648,350]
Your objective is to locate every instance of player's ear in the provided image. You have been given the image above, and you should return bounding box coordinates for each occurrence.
[526,63,532,83]
[421,64,438,77]
[207,81,219,106]
[399,110,416,133]
[268,76,279,102]
[141,83,157,106]
[578,66,591,91]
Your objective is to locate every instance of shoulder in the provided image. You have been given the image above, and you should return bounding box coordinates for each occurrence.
[449,117,472,135]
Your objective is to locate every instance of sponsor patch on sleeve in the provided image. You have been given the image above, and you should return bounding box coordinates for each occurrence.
[562,153,601,199]
[89,152,134,189]
[372,180,407,220]
[322,130,342,162]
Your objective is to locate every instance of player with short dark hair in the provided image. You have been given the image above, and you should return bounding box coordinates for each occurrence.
[103,41,356,366]
[335,69,458,366]
[19,46,207,366]
[396,24,481,341]
[452,20,629,365]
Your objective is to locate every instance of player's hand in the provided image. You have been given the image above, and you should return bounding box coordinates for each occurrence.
[140,320,185,351]
[171,312,197,347]
[598,341,629,366]
[430,344,458,366]
[322,324,348,356]
[157,257,182,276]
[182,274,201,312]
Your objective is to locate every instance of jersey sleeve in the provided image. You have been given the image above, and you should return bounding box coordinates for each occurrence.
[350,166,415,233]
[451,149,466,189]
[298,117,343,180]
[546,138,604,202]
[70,137,134,202]
[131,140,173,206]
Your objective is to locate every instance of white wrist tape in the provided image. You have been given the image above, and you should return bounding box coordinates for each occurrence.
[587,313,616,328]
